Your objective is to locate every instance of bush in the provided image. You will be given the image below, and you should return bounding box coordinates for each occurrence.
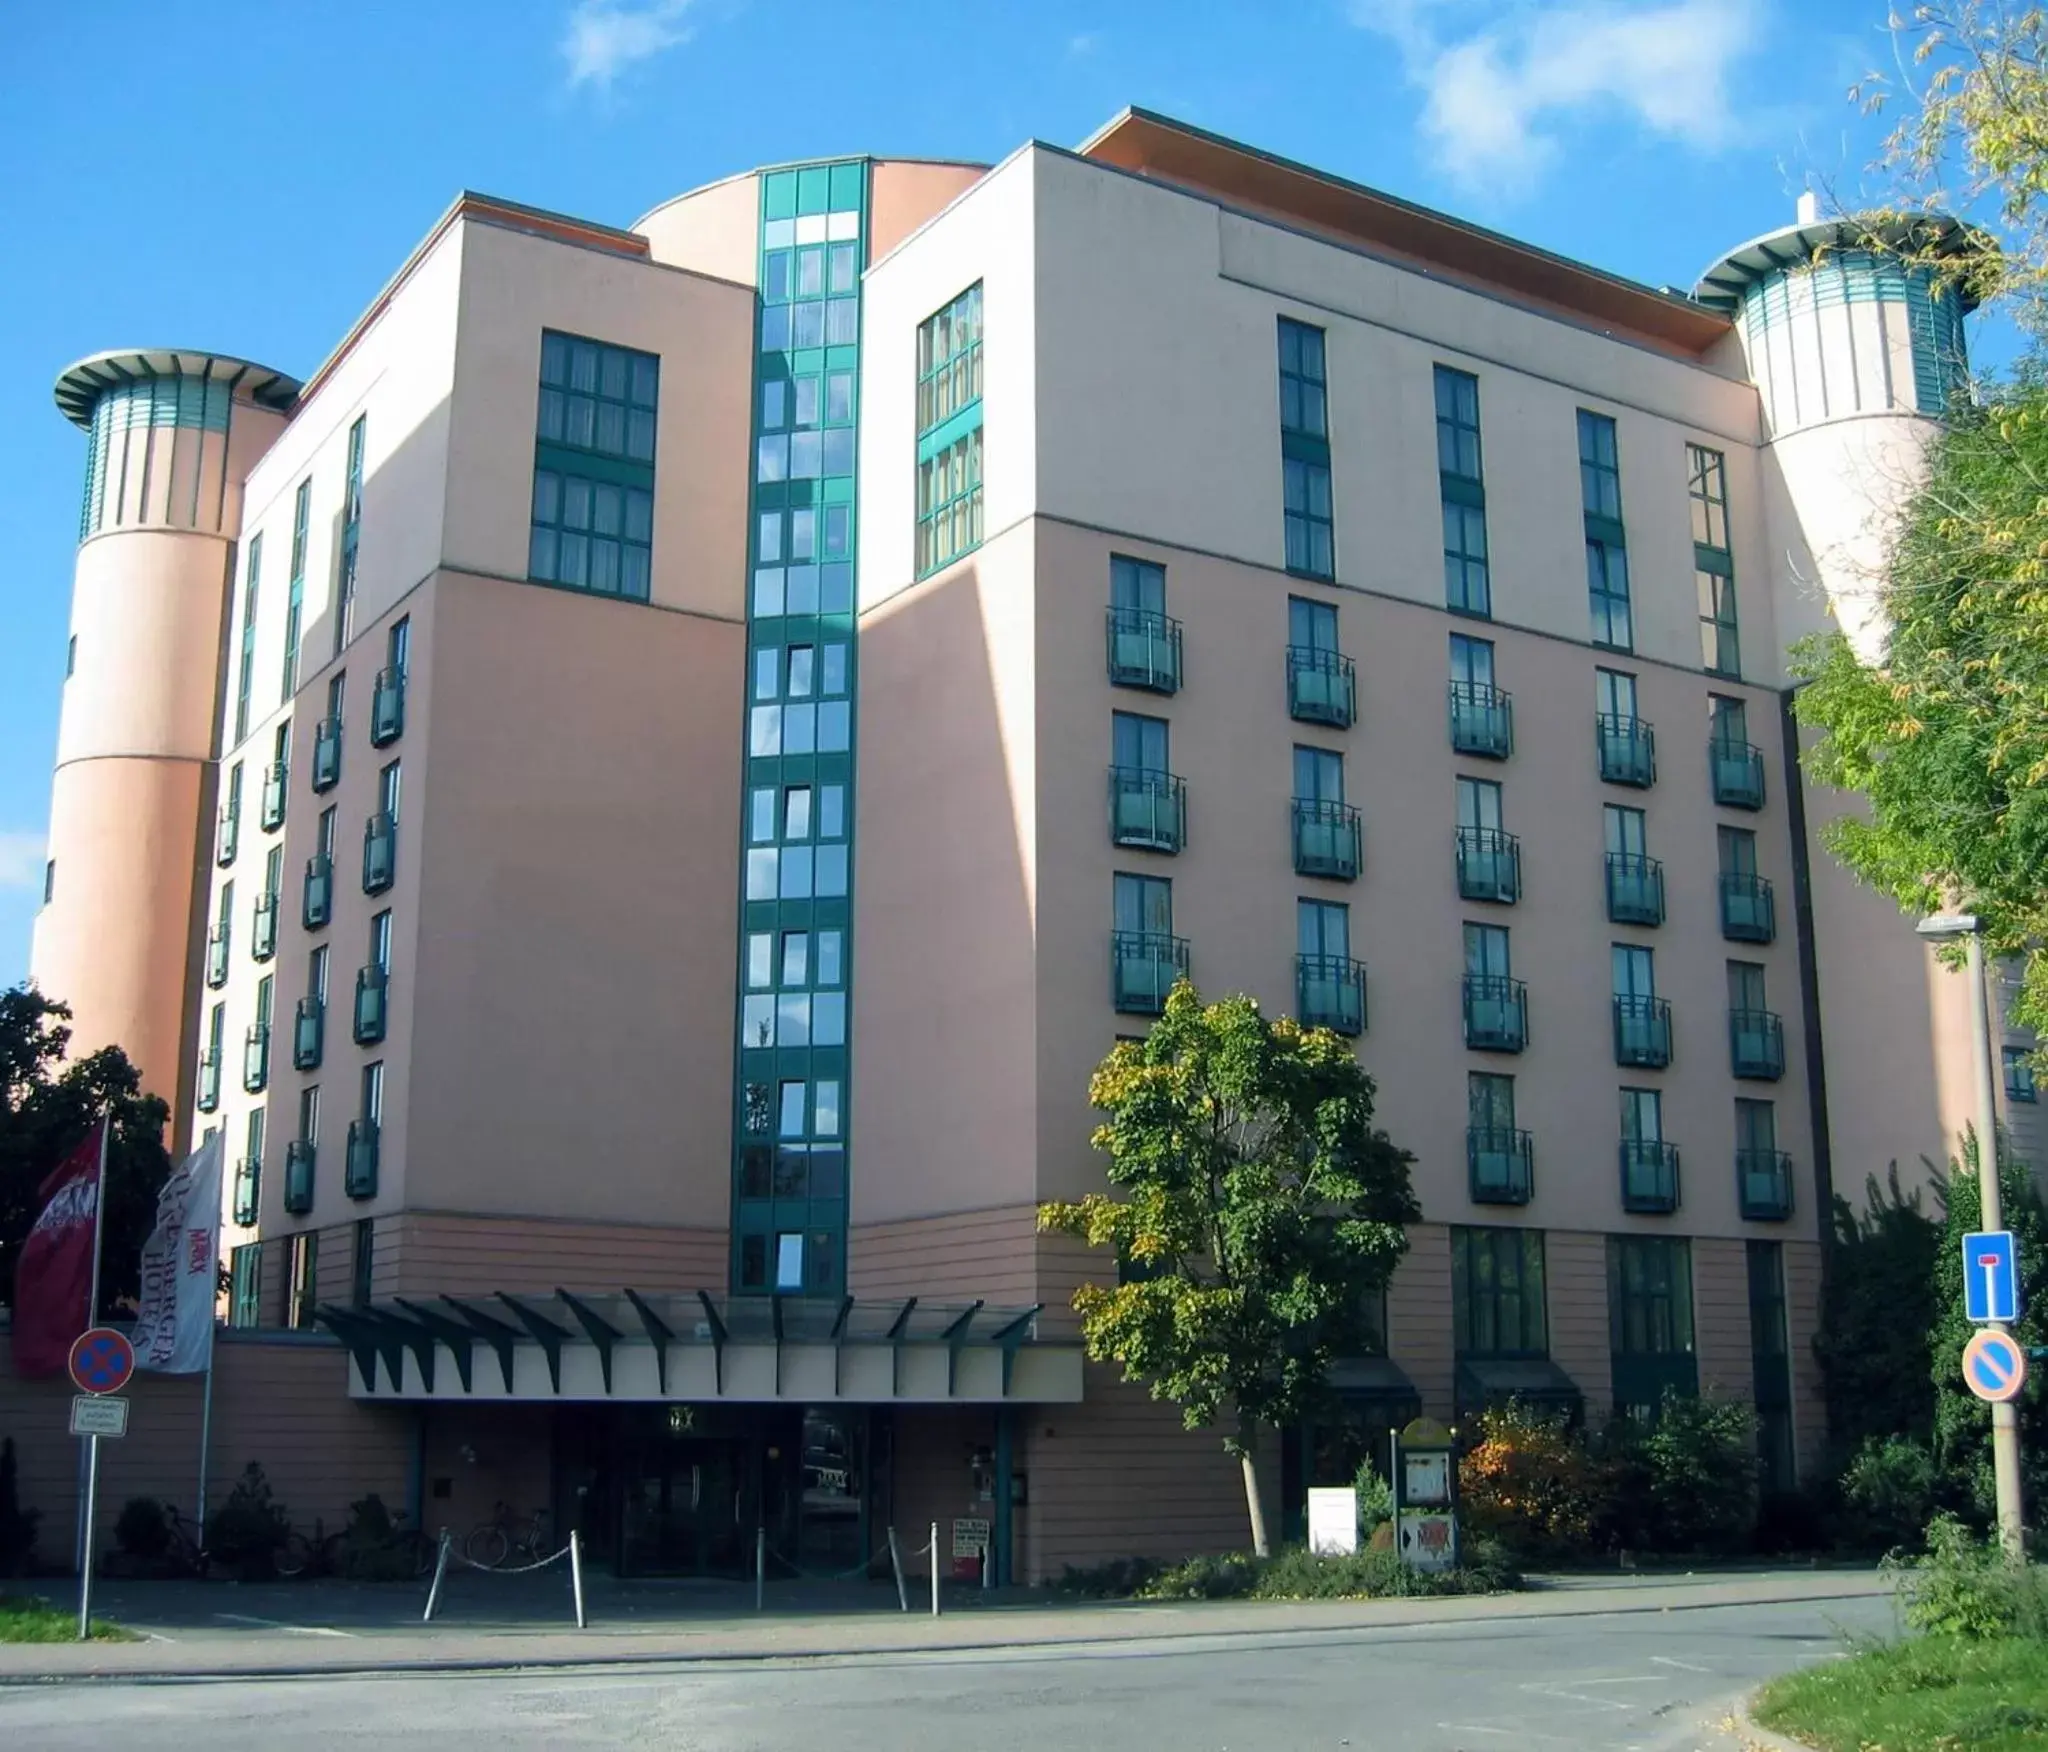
[1458,1400,1602,1561]
[1599,1395,1759,1556]
[0,1440,37,1578]
[1838,1435,1941,1554]
[1900,1513,2048,1640]
[1056,1543,1519,1601]
[205,1464,290,1580]
[1055,1555,1164,1598]
[113,1497,171,1562]
[336,1493,417,1582]
[1351,1463,1395,1537]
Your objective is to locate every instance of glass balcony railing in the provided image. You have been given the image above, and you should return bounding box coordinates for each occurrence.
[216,805,239,868]
[1738,1148,1795,1221]
[1111,930,1189,1015]
[196,1046,221,1113]
[231,1156,260,1227]
[354,965,388,1045]
[311,715,343,792]
[1292,799,1362,881]
[303,853,333,930]
[1455,827,1520,904]
[1596,712,1657,788]
[1468,1126,1534,1205]
[260,760,288,832]
[294,994,324,1070]
[1719,871,1775,943]
[1620,1139,1680,1212]
[251,892,279,962]
[284,1140,315,1215]
[371,667,406,746]
[1462,974,1528,1053]
[1729,1008,1786,1081]
[1447,681,1513,759]
[205,928,230,990]
[242,1023,270,1095]
[1710,735,1766,810]
[363,811,396,893]
[1108,767,1187,854]
[1604,852,1665,926]
[345,1120,380,1200]
[1297,953,1366,1036]
[1613,994,1673,1068]
[1286,646,1356,729]
[1105,607,1182,695]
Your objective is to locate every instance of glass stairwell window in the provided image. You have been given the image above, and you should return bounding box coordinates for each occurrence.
[1112,872,1185,1015]
[915,283,984,578]
[1619,1088,1679,1212]
[1603,805,1663,926]
[1455,777,1519,904]
[1466,1073,1532,1203]
[1613,943,1671,1068]
[1710,696,1766,809]
[1728,960,1784,1081]
[1278,317,1333,578]
[1287,595,1354,727]
[1297,899,1365,1036]
[531,332,659,600]
[1595,668,1655,788]
[1579,410,1631,650]
[1689,444,1740,678]
[1609,1235,1696,1414]
[1737,1097,1793,1220]
[1109,712,1185,854]
[1106,555,1180,694]
[1436,365,1489,617]
[1292,745,1360,880]
[1463,922,1526,1052]
[1718,825,1775,942]
[1448,634,1512,759]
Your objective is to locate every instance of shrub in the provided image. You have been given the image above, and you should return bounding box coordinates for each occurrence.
[1055,1555,1163,1598]
[1458,1400,1601,1561]
[336,1493,417,1582]
[1054,1544,1519,1601]
[113,1497,171,1562]
[1598,1395,1759,1556]
[1350,1463,1395,1537]
[1900,1513,2048,1640]
[0,1440,37,1578]
[1837,1435,1940,1554]
[205,1463,290,1580]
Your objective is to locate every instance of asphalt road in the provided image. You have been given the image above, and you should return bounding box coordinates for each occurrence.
[0,1592,1897,1750]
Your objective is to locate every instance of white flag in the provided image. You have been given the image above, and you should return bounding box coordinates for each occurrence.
[132,1133,225,1374]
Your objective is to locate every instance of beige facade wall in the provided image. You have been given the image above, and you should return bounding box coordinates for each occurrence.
[868,160,990,263]
[1388,1225,1455,1422]
[848,1206,1043,1306]
[380,1211,727,1299]
[1693,1235,1755,1402]
[1546,1231,1614,1419]
[633,171,762,284]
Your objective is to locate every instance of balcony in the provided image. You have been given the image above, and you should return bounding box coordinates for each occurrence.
[1729,1008,1786,1081]
[1287,646,1356,729]
[1105,607,1181,695]
[293,995,324,1070]
[1710,736,1766,810]
[196,1046,221,1113]
[303,853,333,930]
[1596,713,1657,788]
[205,927,229,990]
[1462,974,1528,1053]
[231,1156,260,1227]
[311,715,342,792]
[242,1022,270,1095]
[1613,994,1673,1068]
[354,965,388,1045]
[1604,853,1665,926]
[1719,871,1775,943]
[260,760,287,831]
[1448,681,1513,759]
[1297,953,1367,1036]
[1468,1126,1534,1205]
[1108,767,1187,854]
[345,1120,380,1200]
[1455,827,1521,904]
[284,1140,315,1215]
[370,666,406,746]
[1292,799,1362,881]
[363,811,396,893]
[1620,1139,1681,1213]
[1111,930,1189,1015]
[1738,1149,1795,1221]
[216,804,239,868]
[251,892,279,962]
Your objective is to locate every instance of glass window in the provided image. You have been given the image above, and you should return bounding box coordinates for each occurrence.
[817,931,843,985]
[1693,443,1741,680]
[1588,539,1632,650]
[1113,871,1173,937]
[916,283,983,436]
[1283,457,1334,579]
[532,331,657,600]
[1111,555,1166,616]
[1297,899,1349,959]
[1293,745,1344,803]
[1718,825,1758,878]
[915,425,982,577]
[1452,1226,1546,1357]
[2005,1047,2039,1102]
[1736,1097,1776,1154]
[1458,777,1503,832]
[1612,943,1655,1000]
[1728,960,1768,1012]
[1464,922,1511,980]
[1605,804,1647,859]
[1596,668,1638,721]
[1113,712,1169,774]
[1435,366,1489,616]
[1278,319,1334,579]
[1620,1086,1663,1143]
[1608,1235,1694,1355]
[1277,318,1327,438]
[1449,633,1495,691]
[1711,695,1750,749]
[1289,596,1338,653]
[1577,410,1622,521]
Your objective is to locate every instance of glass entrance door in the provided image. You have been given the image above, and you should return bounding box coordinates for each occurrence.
[621,1435,749,1576]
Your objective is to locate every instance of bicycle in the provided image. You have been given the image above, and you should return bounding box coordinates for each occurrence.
[465,1502,549,1569]
[159,1504,209,1579]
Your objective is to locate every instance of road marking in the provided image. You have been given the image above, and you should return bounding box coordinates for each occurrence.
[212,1613,356,1638]
[1649,1654,1711,1673]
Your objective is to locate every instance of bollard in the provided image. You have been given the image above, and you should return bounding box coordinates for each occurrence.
[930,1520,940,1618]
[982,1542,993,1592]
[756,1525,766,1612]
[423,1528,452,1623]
[887,1525,909,1613]
[570,1529,586,1630]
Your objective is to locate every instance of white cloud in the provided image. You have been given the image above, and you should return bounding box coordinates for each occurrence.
[561,0,698,93]
[0,832,46,893]
[1068,31,1101,57]
[1354,0,1766,195]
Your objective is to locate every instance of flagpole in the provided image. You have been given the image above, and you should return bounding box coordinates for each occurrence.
[73,1110,113,1578]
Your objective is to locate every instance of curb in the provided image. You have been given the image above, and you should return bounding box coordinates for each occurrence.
[1725,1695,1811,1751]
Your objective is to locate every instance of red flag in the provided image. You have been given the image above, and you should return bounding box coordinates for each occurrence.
[10,1119,107,1378]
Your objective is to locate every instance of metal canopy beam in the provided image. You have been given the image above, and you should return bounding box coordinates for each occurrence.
[830,1294,855,1395]
[313,1306,388,1392]
[990,1303,1045,1396]
[697,1290,728,1393]
[496,1293,572,1394]
[392,1298,479,1393]
[943,1299,986,1396]
[556,1289,622,1394]
[440,1295,521,1392]
[888,1296,918,1397]
[622,1288,674,1395]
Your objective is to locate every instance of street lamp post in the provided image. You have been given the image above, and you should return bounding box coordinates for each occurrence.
[1918,911,2027,1560]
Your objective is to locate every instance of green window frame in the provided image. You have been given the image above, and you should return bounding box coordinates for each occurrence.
[1736,1096,1776,1155]
[1608,1235,1694,1356]
[1719,824,1758,879]
[1579,411,1630,649]
[1278,318,1333,579]
[1452,1225,1546,1358]
[336,416,366,654]
[916,282,982,438]
[2004,1046,2038,1102]
[282,480,309,700]
[1435,366,1488,616]
[915,426,982,577]
[352,1218,375,1307]
[1746,1239,1795,1488]
[1298,898,1350,959]
[235,535,261,744]
[1688,443,1739,676]
[229,1243,263,1329]
[915,284,985,579]
[530,330,659,602]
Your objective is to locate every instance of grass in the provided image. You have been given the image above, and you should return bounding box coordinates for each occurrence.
[0,1591,133,1643]
[1752,1634,2048,1750]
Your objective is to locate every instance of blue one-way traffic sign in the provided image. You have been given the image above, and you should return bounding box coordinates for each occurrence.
[1963,1230,2020,1323]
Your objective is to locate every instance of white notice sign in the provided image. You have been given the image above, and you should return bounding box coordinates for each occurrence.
[1306,1486,1358,1556]
[69,1395,129,1438]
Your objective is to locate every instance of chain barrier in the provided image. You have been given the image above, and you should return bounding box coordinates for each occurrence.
[422,1527,587,1628]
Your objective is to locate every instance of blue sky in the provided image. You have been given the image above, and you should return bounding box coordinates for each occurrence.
[0,0,1985,988]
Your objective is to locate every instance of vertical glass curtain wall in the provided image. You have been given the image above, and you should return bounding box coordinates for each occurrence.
[731,161,868,1297]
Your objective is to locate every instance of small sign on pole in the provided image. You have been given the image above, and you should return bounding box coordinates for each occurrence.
[1963,1328,2029,1404]
[68,1396,129,1439]
[1962,1230,2020,1324]
[68,1327,136,1396]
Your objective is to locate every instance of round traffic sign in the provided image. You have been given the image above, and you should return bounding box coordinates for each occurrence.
[68,1327,135,1396]
[1963,1328,2029,1404]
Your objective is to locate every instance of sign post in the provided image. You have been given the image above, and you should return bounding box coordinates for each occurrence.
[68,1327,135,1640]
[1393,1417,1459,1573]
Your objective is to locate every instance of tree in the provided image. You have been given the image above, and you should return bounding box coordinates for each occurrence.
[1038,983,1418,1556]
[0,985,172,1318]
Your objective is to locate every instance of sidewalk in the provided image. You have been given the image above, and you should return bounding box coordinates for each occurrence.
[0,1565,1899,1682]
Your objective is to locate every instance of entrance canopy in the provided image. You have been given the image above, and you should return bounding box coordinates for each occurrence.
[317,1290,1084,1405]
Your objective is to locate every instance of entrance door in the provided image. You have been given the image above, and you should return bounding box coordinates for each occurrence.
[620,1437,748,1576]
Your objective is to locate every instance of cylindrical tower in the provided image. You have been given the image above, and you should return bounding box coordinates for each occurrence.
[33,350,297,1130]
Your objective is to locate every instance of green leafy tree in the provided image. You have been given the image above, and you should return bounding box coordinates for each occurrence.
[0,985,172,1318]
[1038,983,1418,1556]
